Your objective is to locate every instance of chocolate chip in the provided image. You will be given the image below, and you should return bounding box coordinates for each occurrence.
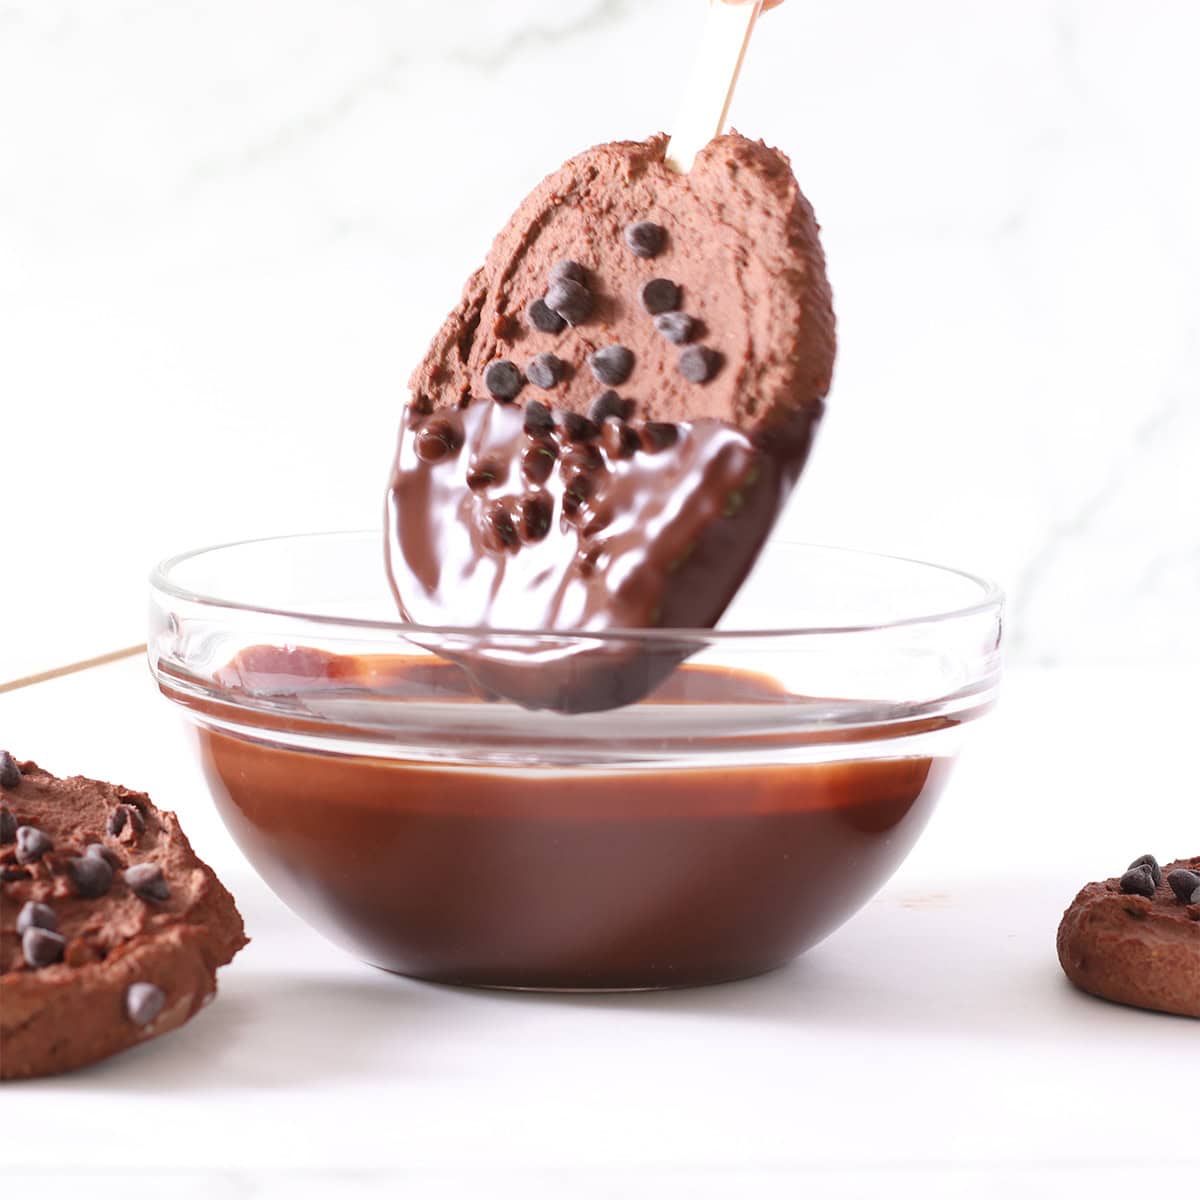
[1127,854,1162,888]
[106,803,145,837]
[519,494,554,543]
[22,926,66,969]
[679,345,722,383]
[576,545,602,578]
[466,462,500,491]
[526,297,566,334]
[484,502,519,551]
[521,440,558,485]
[126,982,166,1027]
[1119,864,1157,898]
[125,863,170,902]
[653,311,695,345]
[563,443,603,474]
[465,463,499,492]
[0,751,20,790]
[67,853,114,899]
[525,352,567,390]
[641,422,680,452]
[523,400,555,435]
[589,346,634,387]
[561,411,599,443]
[588,390,624,424]
[601,418,640,460]
[0,803,15,844]
[484,360,525,402]
[582,507,612,538]
[545,278,593,326]
[549,259,587,285]
[415,420,462,464]
[641,278,681,315]
[562,463,596,504]
[1,865,31,882]
[624,221,666,259]
[1167,869,1200,904]
[15,826,52,864]
[86,843,122,869]
[16,901,57,935]
[463,463,496,492]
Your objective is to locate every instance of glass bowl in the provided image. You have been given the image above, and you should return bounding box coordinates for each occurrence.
[149,531,1002,991]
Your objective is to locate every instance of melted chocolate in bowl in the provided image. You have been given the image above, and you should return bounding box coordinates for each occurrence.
[188,652,959,990]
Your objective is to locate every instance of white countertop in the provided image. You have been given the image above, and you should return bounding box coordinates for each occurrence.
[2,657,1196,1196]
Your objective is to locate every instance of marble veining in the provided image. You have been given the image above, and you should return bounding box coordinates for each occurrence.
[187,0,635,184]
[2,0,1198,680]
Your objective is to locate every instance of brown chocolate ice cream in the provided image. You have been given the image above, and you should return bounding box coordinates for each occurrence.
[385,133,835,711]
[408,131,835,434]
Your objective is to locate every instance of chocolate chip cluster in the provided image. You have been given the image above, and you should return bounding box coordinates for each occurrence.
[623,220,722,382]
[1118,853,1200,904]
[411,384,683,571]
[486,217,722,410]
[1,752,171,1026]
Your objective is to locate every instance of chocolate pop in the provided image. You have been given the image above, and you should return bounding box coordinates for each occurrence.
[385,131,835,712]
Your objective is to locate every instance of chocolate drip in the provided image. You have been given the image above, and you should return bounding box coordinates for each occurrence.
[384,398,817,712]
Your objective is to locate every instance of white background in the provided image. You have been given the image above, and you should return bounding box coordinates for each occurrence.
[2,4,1198,1195]
[3,0,1199,678]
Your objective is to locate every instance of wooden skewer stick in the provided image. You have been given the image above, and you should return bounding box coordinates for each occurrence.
[0,644,146,695]
[665,0,765,174]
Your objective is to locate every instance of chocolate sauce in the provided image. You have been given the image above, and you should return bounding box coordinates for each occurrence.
[193,653,955,991]
[385,399,814,712]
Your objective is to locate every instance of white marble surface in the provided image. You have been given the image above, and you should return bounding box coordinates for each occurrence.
[3,657,1197,1195]
[2,1,1199,681]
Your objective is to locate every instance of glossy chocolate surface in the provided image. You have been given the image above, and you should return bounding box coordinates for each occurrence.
[385,399,813,712]
[195,654,954,990]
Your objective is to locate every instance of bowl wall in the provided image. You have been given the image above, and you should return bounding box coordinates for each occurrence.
[151,532,1002,989]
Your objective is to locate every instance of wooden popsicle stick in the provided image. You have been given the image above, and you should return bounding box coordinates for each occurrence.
[0,644,146,695]
[666,0,765,174]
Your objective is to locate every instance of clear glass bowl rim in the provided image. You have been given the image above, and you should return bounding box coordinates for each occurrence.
[149,530,1004,644]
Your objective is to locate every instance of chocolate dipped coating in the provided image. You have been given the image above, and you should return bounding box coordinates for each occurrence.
[387,398,810,711]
